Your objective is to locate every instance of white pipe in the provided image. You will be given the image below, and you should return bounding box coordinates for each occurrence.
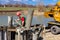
[8,16,11,26]
[0,32,1,40]
[4,31,7,40]
[32,33,38,40]
[8,16,13,27]
[17,28,21,40]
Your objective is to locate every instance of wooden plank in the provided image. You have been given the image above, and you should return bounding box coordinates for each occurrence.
[7,29,16,32]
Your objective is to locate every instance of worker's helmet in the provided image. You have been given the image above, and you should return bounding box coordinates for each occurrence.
[16,12,21,16]
[56,2,60,6]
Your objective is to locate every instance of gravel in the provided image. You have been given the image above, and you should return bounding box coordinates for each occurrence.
[43,29,60,40]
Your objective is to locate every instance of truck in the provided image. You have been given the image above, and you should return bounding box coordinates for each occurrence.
[44,1,60,34]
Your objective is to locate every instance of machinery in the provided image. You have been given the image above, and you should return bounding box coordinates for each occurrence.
[44,1,60,34]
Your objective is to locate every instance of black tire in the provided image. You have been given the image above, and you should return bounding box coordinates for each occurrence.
[51,26,60,35]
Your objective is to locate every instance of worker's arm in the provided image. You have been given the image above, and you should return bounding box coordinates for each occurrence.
[15,19,23,27]
[22,21,24,26]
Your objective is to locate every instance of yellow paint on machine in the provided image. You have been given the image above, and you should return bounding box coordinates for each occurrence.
[48,22,60,26]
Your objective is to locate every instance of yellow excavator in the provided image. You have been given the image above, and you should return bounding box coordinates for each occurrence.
[44,1,60,34]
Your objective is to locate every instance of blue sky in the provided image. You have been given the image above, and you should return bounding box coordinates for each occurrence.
[43,0,58,5]
[0,0,58,5]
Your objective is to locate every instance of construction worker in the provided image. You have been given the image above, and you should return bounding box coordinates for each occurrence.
[16,11,25,27]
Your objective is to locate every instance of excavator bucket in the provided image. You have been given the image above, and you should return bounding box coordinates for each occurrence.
[44,12,50,18]
[44,11,53,18]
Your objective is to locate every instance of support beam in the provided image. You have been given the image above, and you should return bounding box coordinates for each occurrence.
[25,9,34,30]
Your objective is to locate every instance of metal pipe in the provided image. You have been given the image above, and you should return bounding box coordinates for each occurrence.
[8,16,13,27]
[4,31,7,40]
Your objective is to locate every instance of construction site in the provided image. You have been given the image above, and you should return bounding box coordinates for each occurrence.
[0,0,60,40]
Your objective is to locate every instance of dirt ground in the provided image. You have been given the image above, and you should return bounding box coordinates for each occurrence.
[42,29,60,40]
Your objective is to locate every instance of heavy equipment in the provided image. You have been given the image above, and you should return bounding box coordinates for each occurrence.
[44,1,60,34]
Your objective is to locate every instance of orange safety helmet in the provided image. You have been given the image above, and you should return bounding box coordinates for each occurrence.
[16,11,21,16]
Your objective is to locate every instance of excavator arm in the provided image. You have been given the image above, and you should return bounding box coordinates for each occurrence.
[44,10,60,22]
[44,11,53,18]
[44,4,60,22]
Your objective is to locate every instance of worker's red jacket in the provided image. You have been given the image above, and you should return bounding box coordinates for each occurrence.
[20,17,25,26]
[20,17,25,22]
